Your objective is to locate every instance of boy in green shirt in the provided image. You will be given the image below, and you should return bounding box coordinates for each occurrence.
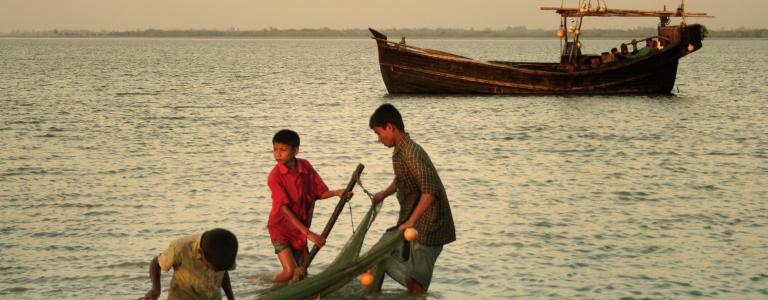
[143,228,238,300]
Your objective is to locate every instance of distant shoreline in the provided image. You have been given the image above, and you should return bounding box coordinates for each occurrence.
[1,27,767,39]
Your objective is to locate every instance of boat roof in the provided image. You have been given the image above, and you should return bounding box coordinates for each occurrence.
[540,7,713,18]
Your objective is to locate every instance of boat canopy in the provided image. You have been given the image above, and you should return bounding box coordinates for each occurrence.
[540,7,713,18]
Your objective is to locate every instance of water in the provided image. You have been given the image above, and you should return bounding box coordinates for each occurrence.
[1,37,767,299]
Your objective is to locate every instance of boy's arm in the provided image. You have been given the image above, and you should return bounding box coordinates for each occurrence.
[372,179,397,203]
[143,256,162,300]
[318,189,345,200]
[398,193,433,230]
[222,271,234,300]
[279,206,325,248]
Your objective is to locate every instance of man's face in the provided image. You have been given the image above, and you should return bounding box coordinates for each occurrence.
[273,142,298,164]
[372,124,396,148]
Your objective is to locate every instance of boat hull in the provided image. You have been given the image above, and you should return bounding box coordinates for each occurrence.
[370,27,702,95]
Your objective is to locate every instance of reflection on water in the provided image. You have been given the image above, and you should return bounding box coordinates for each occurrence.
[1,38,767,299]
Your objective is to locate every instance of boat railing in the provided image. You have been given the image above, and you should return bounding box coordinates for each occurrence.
[370,36,471,60]
[613,35,674,53]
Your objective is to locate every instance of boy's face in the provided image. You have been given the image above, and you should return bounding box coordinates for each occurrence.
[197,249,219,271]
[372,124,397,148]
[273,142,298,165]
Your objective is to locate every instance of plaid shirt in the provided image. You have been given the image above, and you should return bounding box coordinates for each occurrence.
[393,133,456,246]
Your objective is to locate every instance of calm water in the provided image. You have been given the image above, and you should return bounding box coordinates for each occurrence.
[1,37,767,299]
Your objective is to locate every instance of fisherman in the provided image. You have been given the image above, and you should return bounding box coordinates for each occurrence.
[620,43,630,59]
[367,104,456,295]
[601,51,613,63]
[630,39,639,54]
[267,129,352,282]
[633,38,654,57]
[611,47,625,61]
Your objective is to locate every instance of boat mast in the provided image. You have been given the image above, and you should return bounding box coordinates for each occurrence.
[568,0,587,65]
[560,0,567,58]
[680,0,686,25]
[561,16,567,55]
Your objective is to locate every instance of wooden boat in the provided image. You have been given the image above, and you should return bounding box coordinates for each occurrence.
[369,1,712,94]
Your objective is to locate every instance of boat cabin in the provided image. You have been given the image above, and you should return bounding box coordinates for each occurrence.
[541,0,713,69]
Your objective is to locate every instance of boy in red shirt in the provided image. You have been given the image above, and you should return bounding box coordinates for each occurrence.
[267,129,350,282]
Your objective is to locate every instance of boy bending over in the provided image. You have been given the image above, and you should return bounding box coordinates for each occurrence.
[144,228,238,300]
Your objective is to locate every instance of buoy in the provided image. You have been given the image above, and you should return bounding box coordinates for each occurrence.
[404,228,418,241]
[556,29,565,38]
[687,44,695,52]
[568,26,576,33]
[359,271,374,287]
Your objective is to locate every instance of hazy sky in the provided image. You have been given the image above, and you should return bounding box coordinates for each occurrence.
[1,0,765,33]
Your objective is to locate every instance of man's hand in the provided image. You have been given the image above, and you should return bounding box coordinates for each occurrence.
[372,191,388,203]
[307,231,326,248]
[398,221,415,231]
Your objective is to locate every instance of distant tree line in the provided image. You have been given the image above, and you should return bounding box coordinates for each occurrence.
[2,27,766,38]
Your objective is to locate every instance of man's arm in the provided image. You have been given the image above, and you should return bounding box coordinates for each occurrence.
[372,179,397,203]
[398,193,433,230]
[279,206,325,248]
[143,256,162,300]
[222,271,234,300]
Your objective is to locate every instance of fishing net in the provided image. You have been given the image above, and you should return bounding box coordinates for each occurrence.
[258,195,406,300]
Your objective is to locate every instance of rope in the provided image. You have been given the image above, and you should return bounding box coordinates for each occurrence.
[347,176,375,236]
[356,177,376,200]
[346,199,355,235]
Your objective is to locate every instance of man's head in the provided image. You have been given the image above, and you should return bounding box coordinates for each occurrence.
[369,104,405,148]
[200,228,238,271]
[272,129,300,165]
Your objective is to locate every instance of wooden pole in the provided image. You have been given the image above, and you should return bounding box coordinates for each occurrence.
[302,164,364,270]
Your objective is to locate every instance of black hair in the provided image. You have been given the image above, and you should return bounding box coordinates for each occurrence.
[369,104,405,132]
[272,129,300,148]
[200,228,238,271]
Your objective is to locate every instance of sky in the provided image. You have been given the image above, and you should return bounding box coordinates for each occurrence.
[1,0,765,33]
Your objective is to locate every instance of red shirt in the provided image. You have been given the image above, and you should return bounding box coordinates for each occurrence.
[267,158,329,251]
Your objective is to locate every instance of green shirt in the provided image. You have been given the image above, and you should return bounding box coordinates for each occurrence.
[392,133,456,246]
[633,47,652,58]
[157,234,233,300]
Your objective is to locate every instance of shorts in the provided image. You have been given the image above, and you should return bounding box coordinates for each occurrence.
[377,228,443,291]
[273,240,309,263]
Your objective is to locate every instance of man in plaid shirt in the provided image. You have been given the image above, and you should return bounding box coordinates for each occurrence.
[368,103,456,295]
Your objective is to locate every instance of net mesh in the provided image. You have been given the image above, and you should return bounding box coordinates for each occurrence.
[257,200,405,299]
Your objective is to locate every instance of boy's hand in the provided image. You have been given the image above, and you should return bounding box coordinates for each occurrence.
[398,221,415,231]
[372,191,388,203]
[340,190,354,199]
[307,232,326,248]
[143,288,160,300]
